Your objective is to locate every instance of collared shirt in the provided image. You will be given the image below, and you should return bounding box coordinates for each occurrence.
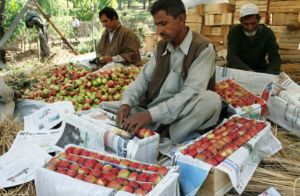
[121,29,215,124]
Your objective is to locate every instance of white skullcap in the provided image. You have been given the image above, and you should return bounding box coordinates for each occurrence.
[240,3,259,18]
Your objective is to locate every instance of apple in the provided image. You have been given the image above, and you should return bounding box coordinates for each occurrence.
[77,166,90,175]
[129,162,139,168]
[95,178,107,186]
[111,168,120,175]
[206,133,215,139]
[137,128,147,138]
[80,150,90,157]
[74,174,84,180]
[137,173,148,182]
[66,169,77,177]
[157,166,168,176]
[144,130,155,138]
[102,164,113,172]
[69,163,80,171]
[128,180,139,189]
[107,180,121,190]
[78,157,88,165]
[134,188,146,195]
[120,185,134,193]
[119,159,131,166]
[48,157,60,166]
[117,169,130,178]
[147,165,158,172]
[206,157,219,166]
[56,167,67,174]
[83,175,97,183]
[57,160,70,168]
[117,177,128,186]
[195,153,207,161]
[90,169,102,178]
[148,173,162,185]
[102,172,116,181]
[128,172,139,180]
[84,159,98,168]
[138,163,148,170]
[65,146,76,154]
[140,182,153,192]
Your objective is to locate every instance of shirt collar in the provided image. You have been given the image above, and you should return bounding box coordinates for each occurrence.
[162,28,192,56]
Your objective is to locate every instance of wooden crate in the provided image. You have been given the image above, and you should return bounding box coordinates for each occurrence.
[205,13,233,26]
[271,13,299,25]
[196,168,232,196]
[280,49,300,63]
[269,0,300,13]
[271,25,300,50]
[186,22,202,33]
[186,13,203,23]
[201,26,230,36]
[202,3,235,14]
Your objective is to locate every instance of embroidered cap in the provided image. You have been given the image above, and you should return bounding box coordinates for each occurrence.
[240,3,259,18]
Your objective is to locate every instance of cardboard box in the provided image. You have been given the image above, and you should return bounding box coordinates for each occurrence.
[196,168,232,196]
[36,145,180,196]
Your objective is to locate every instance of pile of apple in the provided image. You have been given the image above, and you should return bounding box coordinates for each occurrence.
[216,79,266,108]
[180,116,266,166]
[46,146,169,195]
[23,64,141,111]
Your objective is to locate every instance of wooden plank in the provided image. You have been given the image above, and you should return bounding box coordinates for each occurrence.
[205,13,233,26]
[298,13,300,22]
[201,26,230,36]
[186,22,202,33]
[203,3,235,14]
[271,13,299,25]
[269,1,300,13]
[186,13,202,23]
[34,1,78,55]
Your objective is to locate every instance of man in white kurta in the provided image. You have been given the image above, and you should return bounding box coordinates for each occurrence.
[102,0,222,143]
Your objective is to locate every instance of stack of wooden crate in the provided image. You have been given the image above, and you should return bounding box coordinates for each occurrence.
[234,0,269,24]
[199,3,235,51]
[269,0,300,62]
[186,7,203,34]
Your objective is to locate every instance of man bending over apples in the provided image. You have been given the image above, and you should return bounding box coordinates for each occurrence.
[102,0,222,143]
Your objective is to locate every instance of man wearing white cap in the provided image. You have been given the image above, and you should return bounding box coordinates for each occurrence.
[226,3,281,74]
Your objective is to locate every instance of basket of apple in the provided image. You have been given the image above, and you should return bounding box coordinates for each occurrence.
[216,79,267,119]
[179,116,268,166]
[36,146,179,196]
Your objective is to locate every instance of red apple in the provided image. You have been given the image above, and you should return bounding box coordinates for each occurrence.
[148,173,162,185]
[140,182,153,192]
[120,185,134,193]
[83,175,97,183]
[128,172,139,180]
[107,180,121,190]
[90,169,102,178]
[157,166,168,176]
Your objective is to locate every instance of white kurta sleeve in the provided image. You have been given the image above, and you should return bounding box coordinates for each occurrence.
[148,44,216,124]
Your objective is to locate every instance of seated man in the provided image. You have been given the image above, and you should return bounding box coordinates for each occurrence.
[102,0,221,143]
[226,3,281,75]
[94,7,141,66]
[0,77,20,122]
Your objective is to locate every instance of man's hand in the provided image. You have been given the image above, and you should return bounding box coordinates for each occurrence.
[122,111,153,134]
[100,56,113,64]
[116,104,131,127]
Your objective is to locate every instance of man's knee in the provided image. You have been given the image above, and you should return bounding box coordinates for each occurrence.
[196,91,222,113]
